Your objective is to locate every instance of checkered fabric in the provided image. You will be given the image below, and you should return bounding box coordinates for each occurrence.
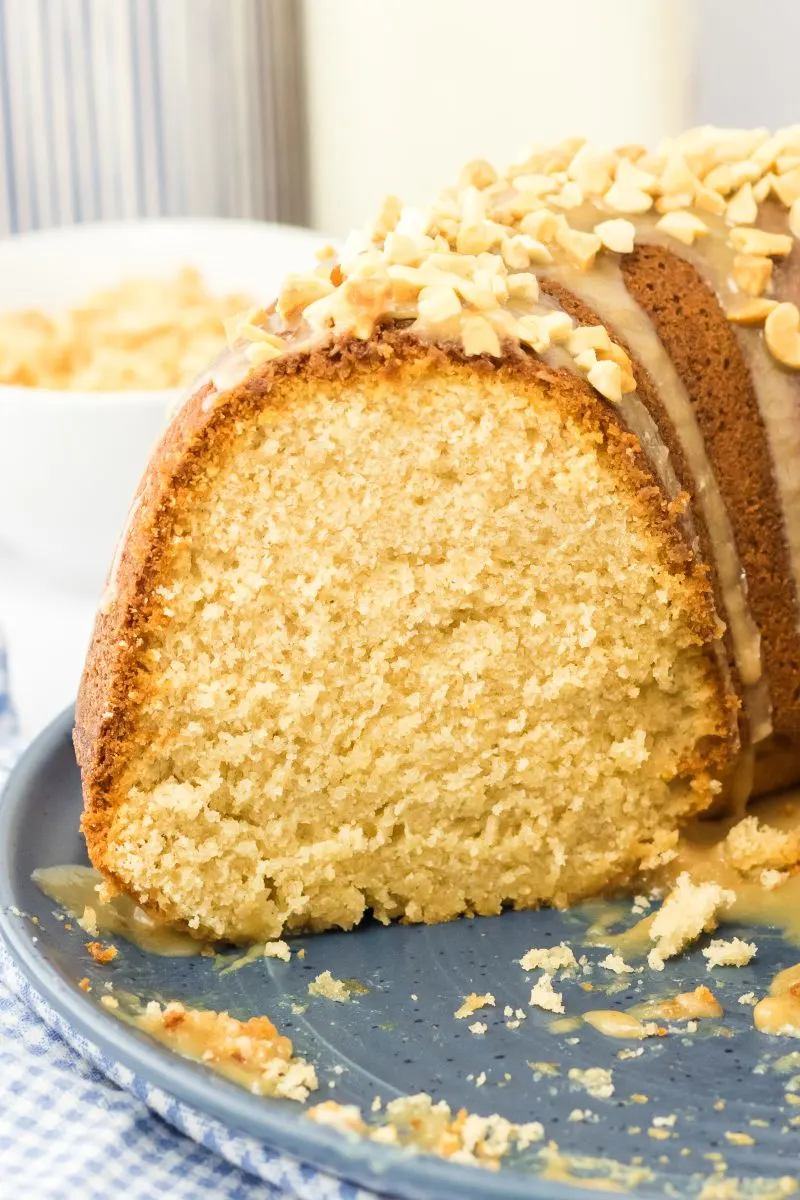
[0,639,385,1200]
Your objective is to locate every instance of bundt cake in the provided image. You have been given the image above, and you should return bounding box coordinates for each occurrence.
[75,127,800,943]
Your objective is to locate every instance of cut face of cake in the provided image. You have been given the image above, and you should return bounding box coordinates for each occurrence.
[75,127,800,943]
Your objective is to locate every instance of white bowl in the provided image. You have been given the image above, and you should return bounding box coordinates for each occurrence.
[0,218,326,593]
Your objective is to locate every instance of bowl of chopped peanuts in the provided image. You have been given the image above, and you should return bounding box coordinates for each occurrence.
[0,218,325,591]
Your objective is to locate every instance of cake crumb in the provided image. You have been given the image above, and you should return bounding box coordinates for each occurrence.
[78,906,99,936]
[761,869,789,891]
[306,1101,364,1133]
[723,1131,755,1146]
[637,985,722,1022]
[307,1093,543,1166]
[568,1066,614,1100]
[698,1177,798,1200]
[264,940,291,962]
[618,1047,644,1060]
[503,1004,524,1028]
[86,941,118,964]
[724,816,800,876]
[702,937,756,970]
[647,873,735,970]
[520,943,576,972]
[308,970,351,1002]
[568,1108,598,1122]
[529,974,565,1014]
[290,1003,307,1015]
[78,978,91,991]
[600,953,634,975]
[454,992,495,1019]
[136,1000,317,1102]
[297,948,306,959]
[100,995,119,1010]
[528,1061,560,1078]
[474,1071,487,1088]
[468,1021,488,1035]
[738,993,757,1006]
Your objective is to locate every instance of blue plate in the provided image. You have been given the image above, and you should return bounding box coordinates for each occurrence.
[1,708,799,1199]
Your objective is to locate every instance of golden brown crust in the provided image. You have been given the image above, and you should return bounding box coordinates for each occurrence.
[621,243,800,742]
[540,277,745,727]
[74,330,737,923]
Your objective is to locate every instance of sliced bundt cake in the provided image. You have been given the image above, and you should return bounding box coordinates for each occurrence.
[75,127,800,942]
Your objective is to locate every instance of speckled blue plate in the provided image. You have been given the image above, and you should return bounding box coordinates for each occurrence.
[2,708,799,1199]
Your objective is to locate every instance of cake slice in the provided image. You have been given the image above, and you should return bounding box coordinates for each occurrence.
[75,128,800,942]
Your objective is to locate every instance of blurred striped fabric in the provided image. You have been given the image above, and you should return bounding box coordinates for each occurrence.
[0,632,19,775]
[0,0,307,235]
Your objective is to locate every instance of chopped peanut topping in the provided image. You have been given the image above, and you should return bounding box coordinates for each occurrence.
[604,183,653,214]
[555,225,602,271]
[461,313,501,357]
[732,253,774,297]
[655,210,708,245]
[594,218,636,254]
[417,285,461,324]
[277,275,334,323]
[790,199,800,239]
[726,183,758,225]
[459,159,498,190]
[773,167,800,206]
[728,298,779,325]
[765,302,800,368]
[729,227,793,257]
[519,209,561,242]
[587,359,624,403]
[213,125,800,407]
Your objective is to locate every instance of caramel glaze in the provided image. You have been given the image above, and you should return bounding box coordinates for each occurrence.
[629,985,724,1022]
[591,790,800,959]
[754,963,800,1038]
[624,229,800,752]
[530,198,800,795]
[583,1010,651,1040]
[33,865,204,957]
[541,260,767,746]
[539,279,746,757]
[127,1002,301,1095]
[582,988,722,1042]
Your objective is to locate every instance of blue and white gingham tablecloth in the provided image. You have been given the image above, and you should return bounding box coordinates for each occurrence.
[0,636,384,1200]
